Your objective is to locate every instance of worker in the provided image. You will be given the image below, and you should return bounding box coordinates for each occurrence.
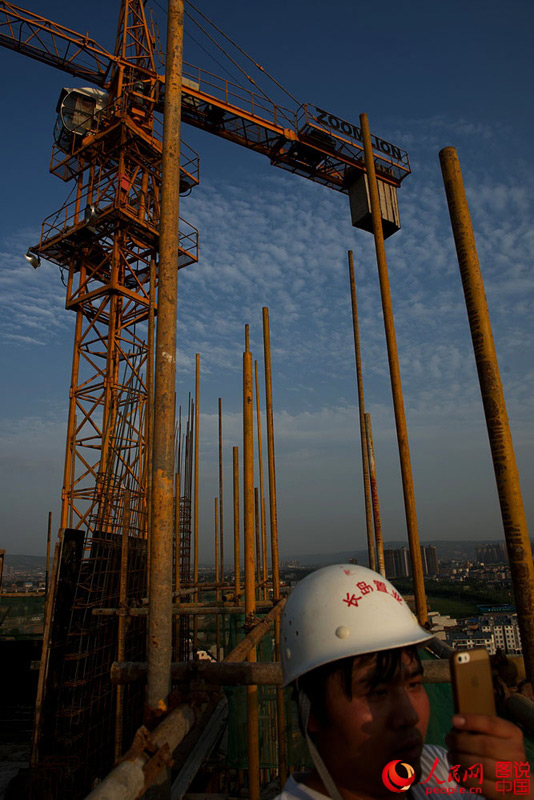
[277,564,531,800]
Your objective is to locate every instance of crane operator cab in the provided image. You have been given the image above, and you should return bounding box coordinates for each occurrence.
[54,87,109,153]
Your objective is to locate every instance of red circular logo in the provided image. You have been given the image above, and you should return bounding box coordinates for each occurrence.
[381,760,415,792]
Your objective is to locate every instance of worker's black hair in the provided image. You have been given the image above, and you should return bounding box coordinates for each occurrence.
[296,645,422,729]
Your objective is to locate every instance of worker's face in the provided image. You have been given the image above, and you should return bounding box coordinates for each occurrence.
[309,650,430,798]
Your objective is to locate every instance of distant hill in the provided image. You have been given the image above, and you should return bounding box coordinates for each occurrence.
[4,554,47,570]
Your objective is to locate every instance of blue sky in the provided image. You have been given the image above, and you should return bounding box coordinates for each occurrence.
[0,0,532,561]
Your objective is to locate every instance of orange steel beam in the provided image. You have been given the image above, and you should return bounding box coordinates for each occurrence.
[0,1,114,83]
[0,5,410,194]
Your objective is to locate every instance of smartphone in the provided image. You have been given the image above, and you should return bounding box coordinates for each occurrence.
[450,648,496,716]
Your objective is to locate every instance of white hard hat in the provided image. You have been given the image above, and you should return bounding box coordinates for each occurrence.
[281,564,432,686]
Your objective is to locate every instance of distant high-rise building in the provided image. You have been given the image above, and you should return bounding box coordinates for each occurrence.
[384,545,439,579]
[384,547,411,579]
[421,545,439,576]
[476,542,507,564]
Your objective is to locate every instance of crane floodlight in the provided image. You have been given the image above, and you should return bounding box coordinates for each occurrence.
[24,249,41,269]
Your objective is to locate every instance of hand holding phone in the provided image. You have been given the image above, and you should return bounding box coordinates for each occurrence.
[447,649,531,800]
[449,647,496,716]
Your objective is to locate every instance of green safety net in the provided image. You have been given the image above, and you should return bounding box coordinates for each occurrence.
[225,614,311,769]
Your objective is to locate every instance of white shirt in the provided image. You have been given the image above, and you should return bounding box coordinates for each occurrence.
[275,745,484,800]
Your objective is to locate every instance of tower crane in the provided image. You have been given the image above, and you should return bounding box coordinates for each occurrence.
[1,0,410,539]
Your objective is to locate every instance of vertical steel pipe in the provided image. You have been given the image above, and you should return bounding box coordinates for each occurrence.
[218,398,224,580]
[174,472,181,596]
[115,490,131,759]
[243,331,260,800]
[193,353,200,651]
[174,471,181,658]
[61,311,83,528]
[147,9,184,799]
[254,487,261,586]
[262,308,287,786]
[359,113,427,625]
[348,250,376,571]
[439,146,534,682]
[262,308,280,601]
[45,512,52,597]
[261,495,267,601]
[146,258,156,547]
[233,446,241,601]
[365,412,385,576]
[31,540,61,766]
[215,497,221,660]
[255,361,268,600]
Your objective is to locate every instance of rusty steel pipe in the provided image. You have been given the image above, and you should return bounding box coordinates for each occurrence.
[255,360,268,600]
[85,703,199,800]
[439,146,534,683]
[112,661,283,686]
[348,251,376,572]
[365,413,385,576]
[262,307,287,784]
[243,331,260,800]
[94,603,273,617]
[31,539,61,766]
[146,9,184,799]
[45,512,52,597]
[174,471,181,596]
[233,446,241,601]
[218,398,224,580]
[226,598,286,663]
[111,656,448,686]
[193,353,200,651]
[254,487,261,586]
[262,308,280,601]
[146,259,156,546]
[174,471,181,659]
[360,113,427,625]
[215,497,221,660]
